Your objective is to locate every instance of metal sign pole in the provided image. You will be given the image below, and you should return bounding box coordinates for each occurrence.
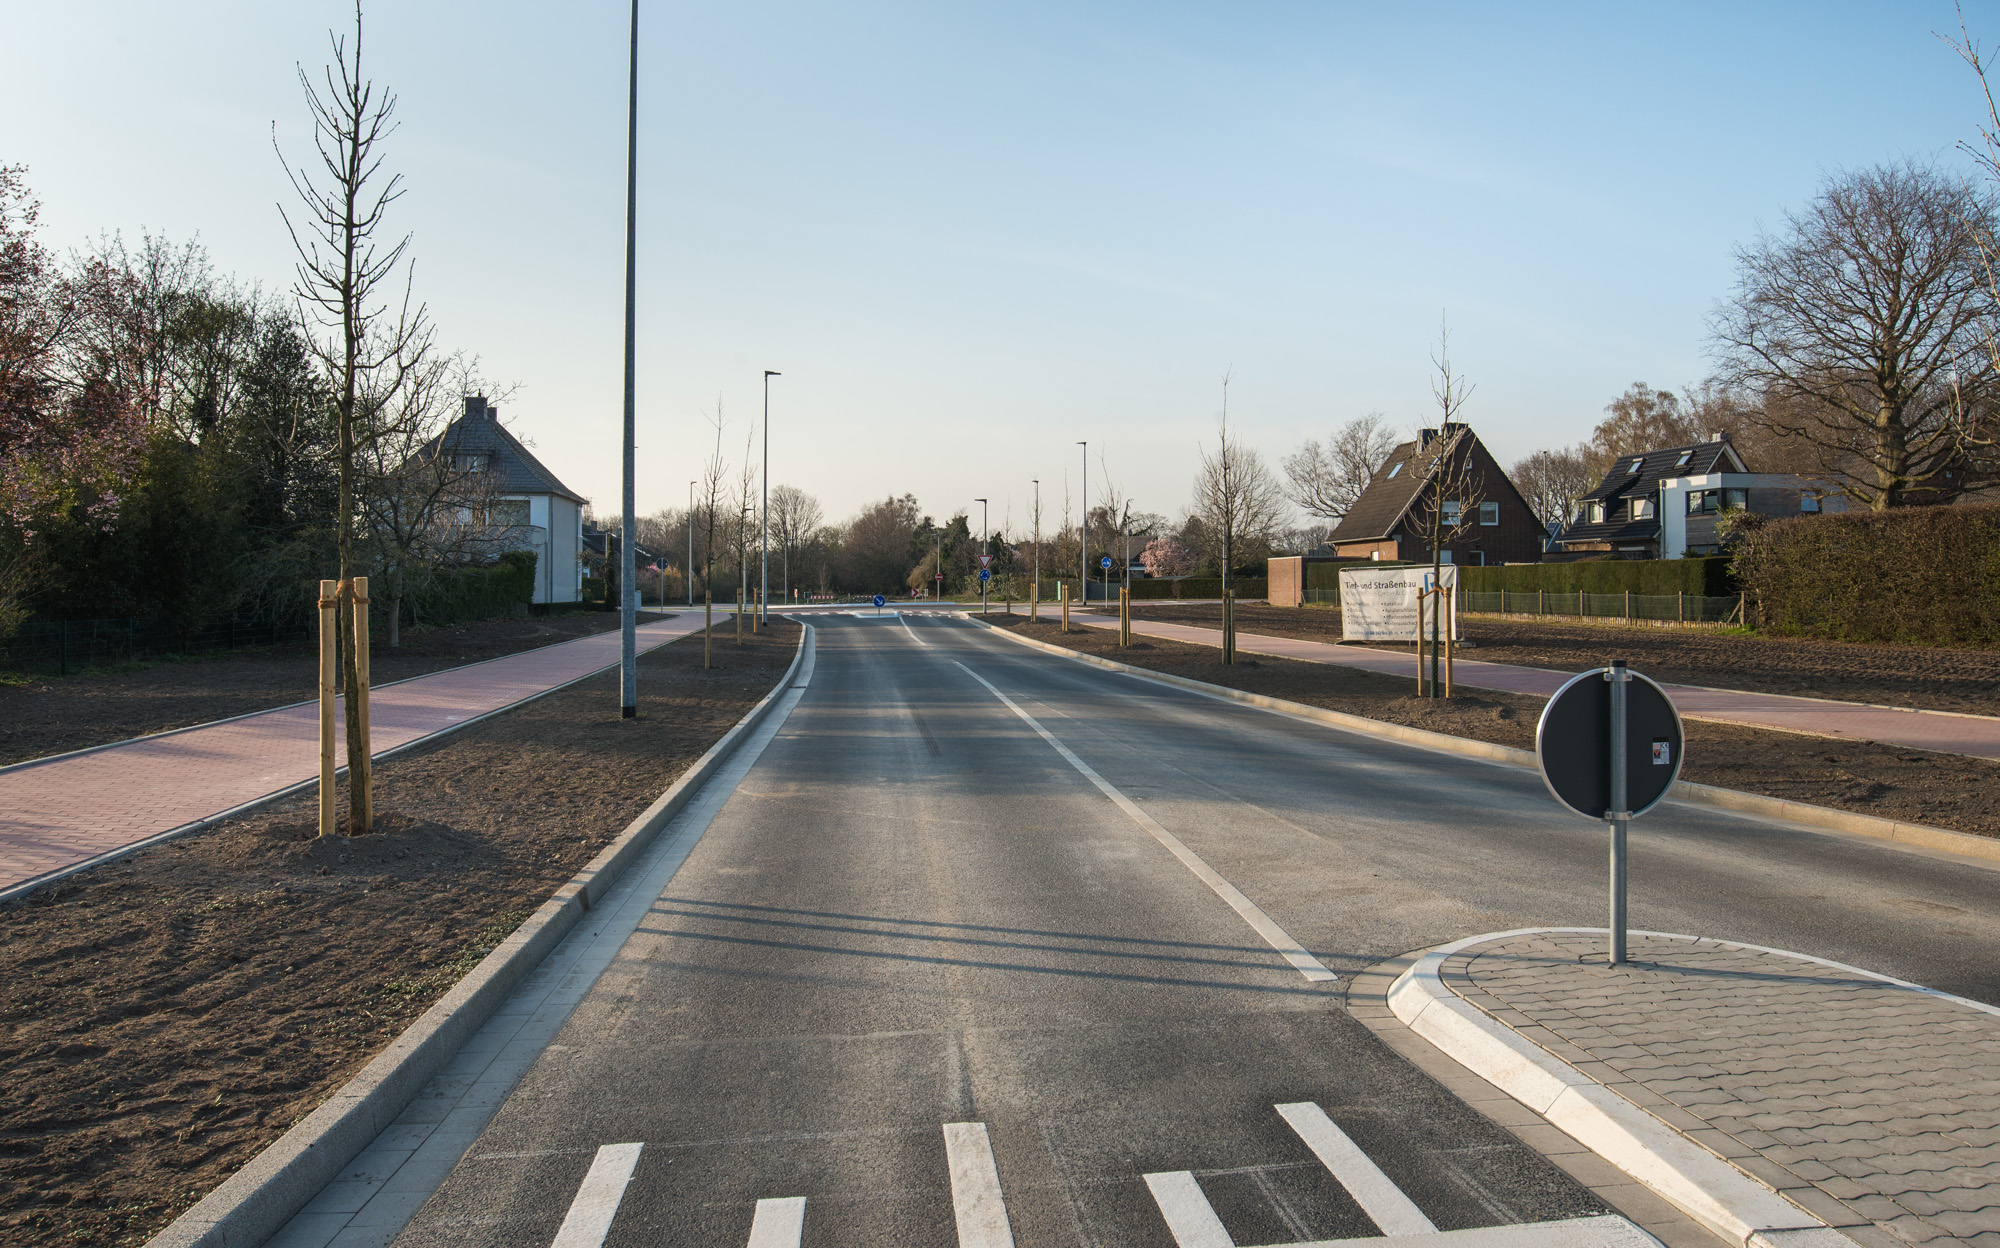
[1606,658,1631,965]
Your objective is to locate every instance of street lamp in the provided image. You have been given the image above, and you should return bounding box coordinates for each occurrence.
[687,480,696,606]
[761,369,779,626]
[1031,478,1040,596]
[617,0,640,719]
[974,497,988,615]
[1077,441,1088,603]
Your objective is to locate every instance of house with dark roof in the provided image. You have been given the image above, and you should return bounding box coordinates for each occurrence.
[1555,433,1844,558]
[1327,424,1545,566]
[435,396,588,603]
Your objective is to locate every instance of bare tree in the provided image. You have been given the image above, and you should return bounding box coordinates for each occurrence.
[767,483,821,601]
[278,2,434,834]
[1511,445,1597,532]
[1409,320,1483,696]
[1709,161,1995,510]
[1192,373,1289,593]
[1282,413,1397,522]
[697,400,729,666]
[1585,383,1709,475]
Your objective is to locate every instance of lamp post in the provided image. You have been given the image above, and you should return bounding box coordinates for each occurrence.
[617,0,640,719]
[687,480,695,606]
[974,497,988,615]
[1077,441,1088,603]
[1031,478,1040,595]
[761,369,779,625]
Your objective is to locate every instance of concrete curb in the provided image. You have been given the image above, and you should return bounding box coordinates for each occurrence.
[0,618,706,906]
[970,618,2000,868]
[1385,930,1866,1248]
[145,622,813,1248]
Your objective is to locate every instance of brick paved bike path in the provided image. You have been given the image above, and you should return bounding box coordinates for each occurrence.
[1060,610,2000,761]
[0,614,712,897]
[1444,930,2000,1247]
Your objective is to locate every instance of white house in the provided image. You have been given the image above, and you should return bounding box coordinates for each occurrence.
[439,397,587,603]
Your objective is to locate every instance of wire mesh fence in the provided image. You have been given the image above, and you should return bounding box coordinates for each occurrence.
[0,611,311,677]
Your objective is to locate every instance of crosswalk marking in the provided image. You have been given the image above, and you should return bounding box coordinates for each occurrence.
[943,1121,1017,1248]
[1145,1170,1238,1248]
[1275,1102,1436,1236]
[746,1195,807,1247]
[549,1142,644,1248]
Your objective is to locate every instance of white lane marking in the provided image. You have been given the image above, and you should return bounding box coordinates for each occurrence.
[954,661,1337,983]
[902,615,929,647]
[549,1142,644,1248]
[942,1121,1017,1248]
[746,1195,807,1247]
[1143,1171,1235,1248]
[1275,1102,1437,1236]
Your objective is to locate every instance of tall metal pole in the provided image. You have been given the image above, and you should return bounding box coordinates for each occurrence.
[618,0,639,719]
[1077,441,1087,602]
[975,497,988,615]
[1606,658,1631,965]
[687,480,695,606]
[761,370,778,624]
[1032,478,1039,596]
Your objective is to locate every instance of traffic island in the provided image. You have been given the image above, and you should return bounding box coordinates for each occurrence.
[1389,928,2000,1248]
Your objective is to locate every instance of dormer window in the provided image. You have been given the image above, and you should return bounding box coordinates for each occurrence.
[1587,501,1606,524]
[1629,497,1655,520]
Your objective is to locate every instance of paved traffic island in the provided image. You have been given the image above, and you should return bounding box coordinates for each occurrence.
[0,622,800,1248]
[1394,929,2000,1248]
[984,614,2000,842]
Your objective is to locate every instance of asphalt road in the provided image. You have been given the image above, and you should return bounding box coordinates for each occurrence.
[389,611,2000,1247]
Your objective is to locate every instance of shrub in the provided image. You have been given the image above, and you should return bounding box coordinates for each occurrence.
[1457,558,1732,596]
[415,551,539,625]
[1731,505,2000,647]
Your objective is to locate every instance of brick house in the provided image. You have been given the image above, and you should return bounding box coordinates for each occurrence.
[1554,433,1845,558]
[1327,424,1544,565]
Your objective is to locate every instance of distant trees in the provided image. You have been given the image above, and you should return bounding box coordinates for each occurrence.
[1585,384,1710,475]
[1510,446,1596,531]
[839,494,921,592]
[767,483,822,598]
[1140,537,1199,578]
[1282,413,1397,523]
[1710,162,1996,510]
[1191,376,1289,589]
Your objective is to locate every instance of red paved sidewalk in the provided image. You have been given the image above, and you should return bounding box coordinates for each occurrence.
[1062,610,2000,761]
[0,615,712,897]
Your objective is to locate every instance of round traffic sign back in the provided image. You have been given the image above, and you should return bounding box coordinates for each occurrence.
[1536,665,1684,820]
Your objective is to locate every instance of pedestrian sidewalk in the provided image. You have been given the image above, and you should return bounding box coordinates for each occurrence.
[1060,609,2000,761]
[0,614,710,899]
[1404,929,2000,1247]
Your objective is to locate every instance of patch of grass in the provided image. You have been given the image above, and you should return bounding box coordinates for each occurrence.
[380,907,535,1002]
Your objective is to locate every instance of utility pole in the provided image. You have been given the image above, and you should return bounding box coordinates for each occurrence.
[687,480,695,606]
[761,369,778,625]
[1077,441,1087,604]
[1031,478,1040,596]
[617,0,640,718]
[975,497,988,615]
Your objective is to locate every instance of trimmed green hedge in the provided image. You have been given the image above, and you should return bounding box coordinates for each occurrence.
[1733,505,2000,647]
[417,551,539,624]
[1457,558,1733,596]
[1051,577,1269,600]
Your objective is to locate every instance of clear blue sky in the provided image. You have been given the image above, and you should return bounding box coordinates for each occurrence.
[6,1,1995,533]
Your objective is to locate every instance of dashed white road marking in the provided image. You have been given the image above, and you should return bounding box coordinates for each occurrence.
[1276,1102,1437,1236]
[1145,1169,1238,1248]
[943,1121,1017,1248]
[549,1142,644,1248]
[955,660,1337,984]
[746,1195,807,1247]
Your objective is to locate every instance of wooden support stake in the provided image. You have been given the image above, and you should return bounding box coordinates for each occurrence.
[1444,585,1454,698]
[1030,583,1038,622]
[317,579,337,838]
[1060,582,1070,633]
[350,576,372,833]
[1120,586,1131,645]
[1222,589,1235,664]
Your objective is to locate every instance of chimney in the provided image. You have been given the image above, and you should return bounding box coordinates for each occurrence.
[1710,430,1727,442]
[465,395,489,421]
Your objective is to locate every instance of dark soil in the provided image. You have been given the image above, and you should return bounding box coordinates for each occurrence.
[0,610,675,767]
[999,617,2000,840]
[0,620,798,1248]
[1124,602,2000,717]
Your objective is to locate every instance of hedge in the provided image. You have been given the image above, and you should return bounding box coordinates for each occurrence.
[1050,577,1269,600]
[1457,558,1733,596]
[415,551,539,624]
[1732,505,2000,647]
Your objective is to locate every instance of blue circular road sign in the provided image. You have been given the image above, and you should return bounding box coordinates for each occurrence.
[978,569,991,582]
[1100,556,1113,569]
[872,594,886,607]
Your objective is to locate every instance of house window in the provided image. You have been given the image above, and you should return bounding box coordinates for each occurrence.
[1479,501,1499,526]
[1801,495,1821,513]
[1628,458,1644,474]
[1629,497,1654,520]
[1688,487,1749,515]
[1438,550,1454,564]
[1587,501,1606,524]
[451,451,491,473]
[1442,501,1461,526]
[491,499,531,527]
[1674,451,1693,468]
[1724,487,1748,510]
[1387,462,1404,479]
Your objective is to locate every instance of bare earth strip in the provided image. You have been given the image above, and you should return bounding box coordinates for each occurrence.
[991,614,2000,839]
[0,621,799,1248]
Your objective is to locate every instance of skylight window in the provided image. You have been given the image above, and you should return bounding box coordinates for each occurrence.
[1387,462,1403,479]
[1628,458,1644,473]
[1675,451,1693,468]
